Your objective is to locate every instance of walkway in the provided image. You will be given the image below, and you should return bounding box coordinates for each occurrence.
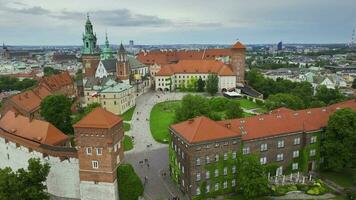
[124,91,188,200]
[271,191,335,200]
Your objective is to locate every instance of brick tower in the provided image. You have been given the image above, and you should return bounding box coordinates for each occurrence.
[116,43,130,83]
[74,107,124,200]
[81,14,101,78]
[230,41,246,83]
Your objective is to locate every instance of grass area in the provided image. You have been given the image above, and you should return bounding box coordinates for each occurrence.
[123,135,133,151]
[150,101,181,143]
[120,106,136,121]
[320,169,356,188]
[123,122,131,132]
[235,99,260,109]
[243,112,255,117]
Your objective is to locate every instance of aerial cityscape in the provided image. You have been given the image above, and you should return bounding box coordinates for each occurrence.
[0,1,355,200]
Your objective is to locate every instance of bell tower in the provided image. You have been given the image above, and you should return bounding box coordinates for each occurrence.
[81,14,101,78]
[74,107,124,200]
[116,43,130,82]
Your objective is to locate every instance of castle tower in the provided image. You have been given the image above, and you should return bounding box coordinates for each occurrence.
[74,107,124,200]
[116,43,130,82]
[230,41,246,83]
[100,32,115,60]
[81,14,101,78]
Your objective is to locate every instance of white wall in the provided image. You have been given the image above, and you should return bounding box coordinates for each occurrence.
[0,137,81,199]
[219,76,236,91]
[80,180,118,200]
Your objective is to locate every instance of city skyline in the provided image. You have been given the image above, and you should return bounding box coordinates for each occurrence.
[0,0,355,45]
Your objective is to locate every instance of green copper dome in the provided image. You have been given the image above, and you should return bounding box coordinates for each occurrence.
[81,14,100,55]
[100,32,115,60]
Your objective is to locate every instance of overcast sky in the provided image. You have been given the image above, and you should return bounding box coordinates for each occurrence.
[0,0,355,45]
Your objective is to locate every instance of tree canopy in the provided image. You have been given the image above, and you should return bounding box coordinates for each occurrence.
[206,74,219,96]
[0,158,50,200]
[236,155,270,199]
[43,67,61,77]
[0,76,37,92]
[197,77,205,92]
[265,93,304,110]
[40,94,73,134]
[321,108,356,171]
[352,78,356,89]
[315,85,345,105]
[117,164,143,200]
[225,100,244,119]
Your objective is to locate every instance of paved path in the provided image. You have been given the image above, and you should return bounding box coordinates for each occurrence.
[271,191,335,200]
[124,91,188,200]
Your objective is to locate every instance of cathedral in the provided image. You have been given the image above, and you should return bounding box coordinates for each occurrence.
[81,15,130,83]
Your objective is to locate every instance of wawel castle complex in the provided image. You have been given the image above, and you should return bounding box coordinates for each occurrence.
[169,100,356,198]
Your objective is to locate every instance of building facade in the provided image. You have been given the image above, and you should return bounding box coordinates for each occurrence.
[168,100,356,199]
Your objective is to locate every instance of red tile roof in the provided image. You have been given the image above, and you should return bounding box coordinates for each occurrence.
[0,111,69,145]
[232,41,246,49]
[73,107,123,129]
[40,71,73,92]
[10,90,42,112]
[170,116,240,143]
[172,99,356,143]
[156,60,234,76]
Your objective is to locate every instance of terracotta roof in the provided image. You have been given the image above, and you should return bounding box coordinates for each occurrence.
[10,90,42,112]
[172,99,356,143]
[156,60,234,76]
[232,41,246,49]
[41,71,73,92]
[32,83,52,99]
[136,48,232,65]
[170,116,240,143]
[73,107,123,129]
[0,111,69,145]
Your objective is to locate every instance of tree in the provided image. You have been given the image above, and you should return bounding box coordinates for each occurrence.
[236,155,269,199]
[0,158,50,200]
[197,77,205,92]
[321,108,356,171]
[43,67,61,77]
[186,77,198,92]
[225,100,244,119]
[117,164,143,200]
[315,85,345,105]
[209,97,229,111]
[40,94,73,134]
[206,74,219,96]
[174,94,211,122]
[352,78,356,89]
[265,93,304,110]
[0,76,37,92]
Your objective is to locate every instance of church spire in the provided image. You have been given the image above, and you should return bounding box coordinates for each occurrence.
[81,15,100,55]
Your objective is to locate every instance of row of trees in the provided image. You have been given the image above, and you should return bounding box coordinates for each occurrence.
[174,94,243,122]
[246,69,346,110]
[178,74,219,96]
[0,76,37,92]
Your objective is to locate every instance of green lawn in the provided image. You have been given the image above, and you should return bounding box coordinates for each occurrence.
[234,99,267,112]
[120,106,136,121]
[320,169,356,188]
[123,135,133,151]
[150,101,181,143]
[123,122,131,132]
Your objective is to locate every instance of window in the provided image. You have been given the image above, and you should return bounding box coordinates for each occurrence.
[260,157,267,164]
[232,179,236,187]
[182,152,184,159]
[214,169,219,177]
[224,152,228,160]
[206,171,210,179]
[223,181,227,189]
[215,154,219,162]
[261,143,268,151]
[310,136,317,144]
[277,153,284,161]
[293,150,299,158]
[232,151,237,159]
[182,166,184,174]
[277,140,285,148]
[206,184,210,193]
[92,160,99,169]
[232,166,236,174]
[214,143,219,148]
[310,149,316,156]
[196,158,201,166]
[223,167,228,176]
[214,183,219,191]
[96,148,102,156]
[292,163,299,170]
[86,147,92,155]
[196,173,201,181]
[206,156,210,164]
[294,137,301,145]
[242,147,250,155]
[196,188,201,195]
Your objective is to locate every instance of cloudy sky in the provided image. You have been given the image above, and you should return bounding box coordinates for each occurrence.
[0,0,355,45]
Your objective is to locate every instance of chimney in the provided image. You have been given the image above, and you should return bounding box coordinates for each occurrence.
[225,123,231,128]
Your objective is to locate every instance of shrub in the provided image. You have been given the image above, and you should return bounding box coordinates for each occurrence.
[271,185,298,196]
[306,179,329,196]
[117,164,144,200]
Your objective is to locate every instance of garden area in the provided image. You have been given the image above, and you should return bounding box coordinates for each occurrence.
[319,169,356,188]
[123,135,133,151]
[117,164,143,200]
[120,106,136,121]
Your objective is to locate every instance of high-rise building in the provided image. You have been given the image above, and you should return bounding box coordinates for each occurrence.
[277,41,283,51]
